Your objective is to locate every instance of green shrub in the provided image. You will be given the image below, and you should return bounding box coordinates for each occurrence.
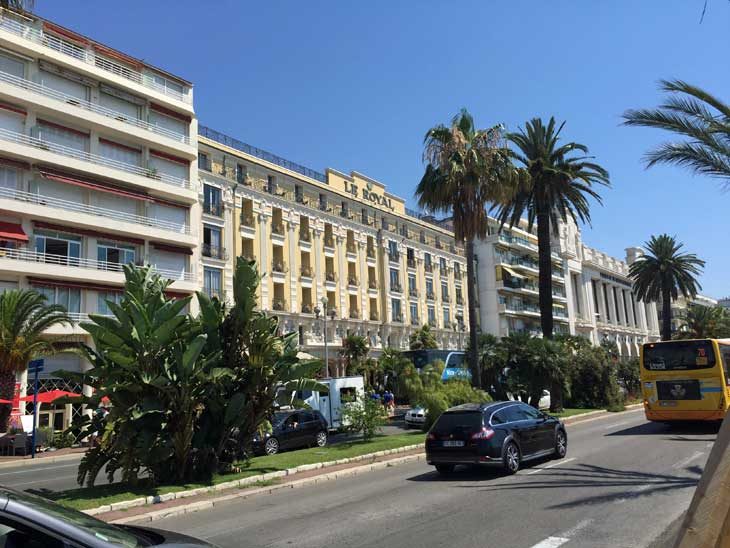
[340,396,388,441]
[53,431,76,449]
[420,380,491,430]
[567,345,624,410]
[617,357,641,399]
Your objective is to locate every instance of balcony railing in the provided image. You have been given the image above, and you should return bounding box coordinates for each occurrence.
[391,283,403,293]
[425,263,433,273]
[428,319,438,328]
[409,288,418,297]
[366,247,376,259]
[346,242,357,254]
[203,202,224,217]
[299,229,311,242]
[456,296,464,305]
[0,128,192,190]
[323,237,335,249]
[392,314,404,323]
[325,271,336,282]
[0,11,191,104]
[240,213,254,228]
[426,291,435,301]
[272,299,287,311]
[368,279,377,290]
[442,294,450,303]
[0,69,191,144]
[369,311,379,321]
[271,261,287,273]
[349,309,359,319]
[0,248,195,281]
[300,266,313,278]
[202,244,228,260]
[407,258,416,269]
[348,276,358,286]
[301,303,313,314]
[0,186,190,234]
[271,222,285,236]
[388,251,400,263]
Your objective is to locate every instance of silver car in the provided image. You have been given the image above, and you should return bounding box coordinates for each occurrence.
[404,406,426,428]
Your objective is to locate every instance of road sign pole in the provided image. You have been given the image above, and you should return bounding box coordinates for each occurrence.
[30,366,39,459]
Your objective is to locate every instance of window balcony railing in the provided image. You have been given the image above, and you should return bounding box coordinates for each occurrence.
[456,295,464,305]
[299,229,311,242]
[368,279,377,290]
[391,283,403,294]
[426,291,435,301]
[240,213,254,228]
[271,260,287,273]
[366,247,376,259]
[202,244,228,261]
[428,319,438,328]
[0,128,192,190]
[369,311,379,321]
[346,242,357,254]
[203,202,224,217]
[0,69,191,144]
[0,12,191,104]
[300,266,313,278]
[392,314,404,323]
[407,258,416,269]
[425,263,433,273]
[272,299,287,312]
[0,186,191,234]
[323,236,335,249]
[388,251,400,263]
[271,222,285,236]
[349,309,359,319]
[442,294,450,303]
[410,317,420,326]
[348,275,358,286]
[325,271,337,282]
[0,248,195,281]
[301,302,313,314]
[409,287,418,297]
[203,288,225,300]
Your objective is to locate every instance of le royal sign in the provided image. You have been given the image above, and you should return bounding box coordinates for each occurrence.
[343,180,395,211]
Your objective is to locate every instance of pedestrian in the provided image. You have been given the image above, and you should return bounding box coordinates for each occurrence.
[383,390,394,416]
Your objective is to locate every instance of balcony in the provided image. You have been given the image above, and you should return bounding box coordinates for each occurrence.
[388,251,400,263]
[442,294,450,303]
[391,283,403,294]
[271,260,287,274]
[325,271,336,283]
[203,202,224,217]
[299,229,311,243]
[456,296,464,306]
[203,288,225,300]
[301,302,313,314]
[392,313,404,323]
[349,309,360,319]
[366,247,376,259]
[323,236,335,249]
[410,317,420,326]
[272,299,287,312]
[440,266,449,276]
[0,247,194,281]
[348,275,358,286]
[368,279,378,290]
[370,311,379,321]
[0,69,191,144]
[300,265,313,278]
[0,128,192,190]
[409,288,418,298]
[425,263,433,273]
[346,242,357,254]
[428,319,438,328]
[240,213,254,228]
[407,258,416,269]
[271,222,285,236]
[0,186,191,235]
[426,291,435,301]
[0,12,191,104]
[202,244,228,261]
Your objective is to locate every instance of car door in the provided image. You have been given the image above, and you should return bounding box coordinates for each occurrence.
[506,404,540,456]
[279,413,302,449]
[298,411,318,446]
[518,404,554,454]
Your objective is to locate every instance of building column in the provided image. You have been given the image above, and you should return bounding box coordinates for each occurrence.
[313,228,323,305]
[257,211,270,309]
[336,234,347,317]
[287,219,298,314]
[358,239,367,322]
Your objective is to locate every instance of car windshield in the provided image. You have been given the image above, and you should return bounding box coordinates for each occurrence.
[6,490,143,547]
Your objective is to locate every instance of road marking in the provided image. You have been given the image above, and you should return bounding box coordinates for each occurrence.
[0,463,78,477]
[525,457,576,475]
[529,519,593,548]
[602,419,633,430]
[671,451,705,470]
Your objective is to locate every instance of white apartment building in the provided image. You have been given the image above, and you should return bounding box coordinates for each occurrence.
[476,218,661,356]
[0,9,198,429]
[659,293,719,335]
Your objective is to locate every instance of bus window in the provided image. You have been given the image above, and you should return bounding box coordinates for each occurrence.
[445,352,465,369]
[643,340,716,371]
[721,349,730,385]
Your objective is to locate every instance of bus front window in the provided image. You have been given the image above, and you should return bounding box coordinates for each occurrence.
[643,340,716,371]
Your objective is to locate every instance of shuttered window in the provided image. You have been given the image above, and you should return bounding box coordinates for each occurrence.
[0,52,24,78]
[39,70,89,101]
[149,110,187,137]
[0,109,24,132]
[99,91,140,120]
[149,154,188,181]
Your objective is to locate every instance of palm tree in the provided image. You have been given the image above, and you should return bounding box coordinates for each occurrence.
[623,80,730,189]
[629,234,705,341]
[0,289,69,432]
[340,334,369,376]
[408,324,438,350]
[493,117,610,412]
[676,305,727,339]
[416,109,513,388]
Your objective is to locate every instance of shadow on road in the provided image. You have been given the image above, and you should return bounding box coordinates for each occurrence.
[606,421,720,438]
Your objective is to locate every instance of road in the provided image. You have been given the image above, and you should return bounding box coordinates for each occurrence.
[151,409,716,548]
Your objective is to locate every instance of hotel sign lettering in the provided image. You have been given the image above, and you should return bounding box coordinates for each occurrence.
[343,181,395,211]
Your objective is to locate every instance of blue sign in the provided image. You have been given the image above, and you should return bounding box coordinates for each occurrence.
[28,359,44,373]
[442,367,472,381]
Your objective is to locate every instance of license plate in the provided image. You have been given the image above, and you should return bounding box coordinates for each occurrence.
[659,401,678,407]
[442,440,464,447]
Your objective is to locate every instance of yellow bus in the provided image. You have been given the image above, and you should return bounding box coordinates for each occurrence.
[641,339,730,422]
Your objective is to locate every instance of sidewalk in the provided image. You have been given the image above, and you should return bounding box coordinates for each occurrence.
[0,446,85,468]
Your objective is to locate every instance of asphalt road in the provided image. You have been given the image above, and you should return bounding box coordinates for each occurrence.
[151,409,716,548]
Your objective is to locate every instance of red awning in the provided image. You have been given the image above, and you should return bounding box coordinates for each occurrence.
[0,221,28,242]
[150,103,192,123]
[39,170,152,202]
[19,390,80,404]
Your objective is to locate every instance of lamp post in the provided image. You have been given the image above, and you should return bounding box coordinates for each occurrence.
[314,297,337,377]
[455,313,464,350]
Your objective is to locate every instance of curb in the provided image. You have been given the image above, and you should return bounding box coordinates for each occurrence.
[0,451,84,469]
[83,443,423,516]
[561,403,643,426]
[109,453,426,525]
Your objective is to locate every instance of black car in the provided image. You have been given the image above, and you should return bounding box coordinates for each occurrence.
[0,486,215,547]
[253,409,328,455]
[426,401,567,475]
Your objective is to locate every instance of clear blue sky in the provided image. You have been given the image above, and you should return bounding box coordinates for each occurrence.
[37,0,730,298]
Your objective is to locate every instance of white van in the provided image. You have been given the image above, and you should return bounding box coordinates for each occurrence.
[296,376,365,430]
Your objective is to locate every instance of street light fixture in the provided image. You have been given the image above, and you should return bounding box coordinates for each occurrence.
[455,313,465,350]
[314,296,336,377]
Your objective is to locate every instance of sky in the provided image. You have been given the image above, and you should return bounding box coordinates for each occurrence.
[36,0,730,298]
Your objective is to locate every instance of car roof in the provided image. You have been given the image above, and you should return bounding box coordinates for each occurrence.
[444,401,521,414]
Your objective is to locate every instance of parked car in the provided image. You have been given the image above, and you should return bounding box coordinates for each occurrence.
[425,401,567,475]
[252,409,328,455]
[0,486,216,546]
[404,406,426,429]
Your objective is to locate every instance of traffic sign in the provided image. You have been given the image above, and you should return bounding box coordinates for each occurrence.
[28,359,44,373]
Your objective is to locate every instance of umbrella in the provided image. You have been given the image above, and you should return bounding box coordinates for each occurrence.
[19,390,80,404]
[0,399,12,404]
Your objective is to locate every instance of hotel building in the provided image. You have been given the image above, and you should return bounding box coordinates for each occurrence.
[0,8,197,429]
[196,127,469,366]
[475,218,661,356]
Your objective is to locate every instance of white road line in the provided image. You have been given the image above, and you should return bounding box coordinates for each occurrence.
[0,463,78,477]
[602,419,634,430]
[671,451,705,470]
[529,519,594,548]
[525,457,576,475]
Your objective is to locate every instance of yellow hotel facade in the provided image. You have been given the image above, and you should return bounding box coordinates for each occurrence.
[197,127,469,359]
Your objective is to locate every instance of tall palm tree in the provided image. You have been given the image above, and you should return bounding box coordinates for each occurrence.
[493,117,610,412]
[340,334,369,376]
[629,234,705,341]
[623,80,730,188]
[416,109,512,388]
[676,305,729,339]
[0,289,70,431]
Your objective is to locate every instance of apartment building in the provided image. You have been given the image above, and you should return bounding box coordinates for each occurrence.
[657,293,719,335]
[197,126,469,362]
[476,218,661,357]
[0,9,197,429]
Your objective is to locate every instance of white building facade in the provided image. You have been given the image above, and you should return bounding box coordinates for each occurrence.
[0,9,198,429]
[475,218,660,357]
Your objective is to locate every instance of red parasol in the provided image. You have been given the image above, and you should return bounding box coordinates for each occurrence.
[19,390,80,404]
[0,399,12,404]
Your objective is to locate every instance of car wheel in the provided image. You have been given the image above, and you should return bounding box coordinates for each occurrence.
[554,429,567,459]
[435,464,454,475]
[264,437,279,455]
[315,430,327,447]
[503,441,520,474]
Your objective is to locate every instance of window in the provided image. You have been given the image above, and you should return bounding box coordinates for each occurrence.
[319,193,328,211]
[33,284,81,314]
[149,109,187,137]
[454,262,461,277]
[0,52,24,78]
[391,298,402,321]
[39,69,88,101]
[591,279,600,320]
[502,405,527,423]
[426,279,434,298]
[630,293,638,326]
[34,230,81,262]
[267,175,276,194]
[516,404,542,420]
[441,281,449,300]
[295,184,303,202]
[341,201,349,217]
[389,268,400,290]
[203,184,222,216]
[408,274,416,292]
[428,306,436,325]
[98,241,135,268]
[203,225,223,259]
[613,286,621,324]
[603,283,611,322]
[204,267,222,297]
[410,302,418,321]
[0,166,18,190]
[440,257,447,271]
[236,163,247,183]
[388,240,398,257]
[443,306,450,327]
[99,138,141,166]
[37,120,88,151]
[0,516,65,548]
[100,89,140,120]
[456,286,463,303]
[361,208,369,225]
[198,152,211,171]
[622,290,630,326]
[424,253,432,268]
[97,291,122,316]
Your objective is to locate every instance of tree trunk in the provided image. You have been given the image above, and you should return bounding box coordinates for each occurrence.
[662,287,672,341]
[465,240,481,389]
[0,371,16,433]
[536,213,562,413]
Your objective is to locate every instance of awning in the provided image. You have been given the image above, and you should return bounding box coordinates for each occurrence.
[502,266,526,279]
[34,221,145,245]
[0,221,28,242]
[27,277,123,293]
[152,242,194,255]
[39,170,152,202]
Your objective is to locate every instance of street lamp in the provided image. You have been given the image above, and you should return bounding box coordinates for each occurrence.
[314,297,337,377]
[455,313,464,350]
